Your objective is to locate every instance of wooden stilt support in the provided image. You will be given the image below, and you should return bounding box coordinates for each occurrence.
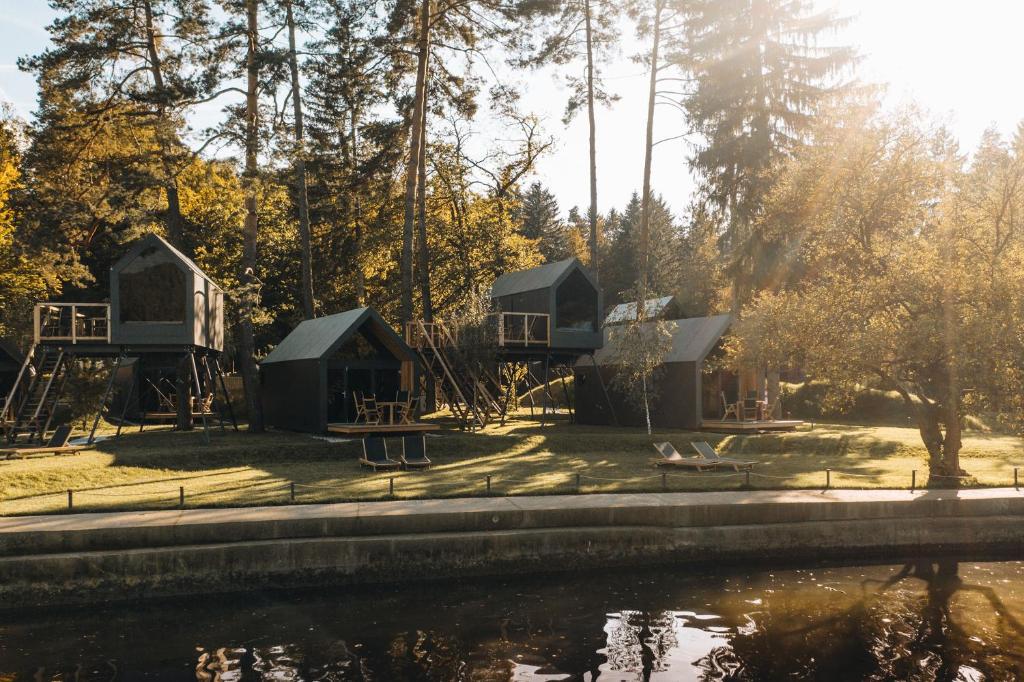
[89,354,123,445]
[115,360,137,440]
[202,355,227,433]
[189,350,211,444]
[541,355,552,426]
[559,369,574,423]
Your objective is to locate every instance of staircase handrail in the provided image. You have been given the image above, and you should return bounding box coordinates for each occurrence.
[415,319,486,428]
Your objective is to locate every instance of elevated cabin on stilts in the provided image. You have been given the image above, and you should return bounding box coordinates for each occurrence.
[1,234,235,445]
[261,307,422,435]
[407,258,612,430]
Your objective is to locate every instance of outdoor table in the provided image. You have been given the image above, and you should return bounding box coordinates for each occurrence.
[374,401,407,425]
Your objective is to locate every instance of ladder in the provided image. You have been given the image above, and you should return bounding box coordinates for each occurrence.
[406,320,506,430]
[2,346,70,444]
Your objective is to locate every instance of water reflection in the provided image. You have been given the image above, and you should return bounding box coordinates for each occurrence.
[1,559,1023,680]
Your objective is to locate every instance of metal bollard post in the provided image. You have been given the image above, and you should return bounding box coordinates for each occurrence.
[911,469,917,492]
[661,472,667,491]
[745,469,750,488]
[1015,467,1019,491]
[826,468,831,490]
[290,481,296,502]
[389,477,395,497]
[575,473,581,493]
[179,486,185,508]
[486,475,492,495]
[67,489,73,510]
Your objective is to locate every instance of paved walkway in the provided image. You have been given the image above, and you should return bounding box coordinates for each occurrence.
[2,486,1022,536]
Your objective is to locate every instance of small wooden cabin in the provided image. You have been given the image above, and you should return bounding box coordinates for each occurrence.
[490,258,602,352]
[109,234,224,351]
[261,307,416,433]
[574,315,732,429]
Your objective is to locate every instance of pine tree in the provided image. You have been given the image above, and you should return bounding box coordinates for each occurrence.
[674,0,856,304]
[518,181,566,261]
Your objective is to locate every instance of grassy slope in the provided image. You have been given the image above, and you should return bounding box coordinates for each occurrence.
[2,413,1023,515]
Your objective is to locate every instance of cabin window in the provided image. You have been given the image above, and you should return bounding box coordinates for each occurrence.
[118,247,187,323]
[555,269,598,331]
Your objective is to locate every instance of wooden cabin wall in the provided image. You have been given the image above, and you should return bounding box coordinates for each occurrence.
[573,361,701,429]
[261,359,323,433]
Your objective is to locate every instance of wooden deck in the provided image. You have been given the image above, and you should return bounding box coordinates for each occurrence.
[327,422,441,436]
[701,419,804,433]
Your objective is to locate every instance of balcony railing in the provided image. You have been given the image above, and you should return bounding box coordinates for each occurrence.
[34,303,111,344]
[494,312,550,347]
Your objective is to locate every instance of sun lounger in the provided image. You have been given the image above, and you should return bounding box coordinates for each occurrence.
[400,435,431,469]
[359,436,401,471]
[1,425,83,460]
[691,441,755,471]
[652,442,716,470]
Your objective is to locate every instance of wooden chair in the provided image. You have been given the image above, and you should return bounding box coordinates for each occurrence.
[742,398,760,421]
[362,395,382,425]
[721,392,739,421]
[395,390,414,424]
[359,436,400,470]
[353,390,367,423]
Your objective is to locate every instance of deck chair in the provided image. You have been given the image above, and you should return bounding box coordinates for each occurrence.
[721,392,739,421]
[652,442,716,470]
[362,396,382,425]
[400,435,431,469]
[359,436,400,471]
[1,425,83,460]
[742,399,760,421]
[691,441,755,471]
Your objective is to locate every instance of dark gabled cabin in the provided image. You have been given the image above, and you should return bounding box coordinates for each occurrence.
[109,234,224,351]
[604,296,684,326]
[574,314,732,430]
[260,307,416,434]
[489,258,603,353]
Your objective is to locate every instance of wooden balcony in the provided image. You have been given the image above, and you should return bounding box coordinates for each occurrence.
[494,312,550,347]
[34,303,111,345]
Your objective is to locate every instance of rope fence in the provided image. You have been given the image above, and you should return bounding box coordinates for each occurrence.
[9,464,1022,513]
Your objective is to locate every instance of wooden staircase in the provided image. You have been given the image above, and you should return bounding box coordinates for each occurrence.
[406,320,507,430]
[2,346,70,444]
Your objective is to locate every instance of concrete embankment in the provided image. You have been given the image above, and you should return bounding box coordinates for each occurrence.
[2,488,1023,608]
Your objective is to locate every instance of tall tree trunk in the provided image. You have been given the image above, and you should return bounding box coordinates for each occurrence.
[400,0,431,323]
[239,0,264,433]
[584,0,599,280]
[141,0,185,250]
[637,0,663,314]
[415,102,436,412]
[285,0,315,320]
[350,107,366,306]
[940,205,963,481]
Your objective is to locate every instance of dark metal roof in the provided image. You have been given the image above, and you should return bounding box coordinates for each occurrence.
[586,314,732,366]
[490,258,582,298]
[604,296,678,325]
[261,307,414,364]
[112,233,222,290]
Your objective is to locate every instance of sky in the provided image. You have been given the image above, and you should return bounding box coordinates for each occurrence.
[2,0,1023,218]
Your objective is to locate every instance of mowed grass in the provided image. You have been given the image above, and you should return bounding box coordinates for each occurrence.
[2,412,1023,515]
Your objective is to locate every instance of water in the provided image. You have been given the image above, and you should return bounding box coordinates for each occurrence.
[2,559,1024,680]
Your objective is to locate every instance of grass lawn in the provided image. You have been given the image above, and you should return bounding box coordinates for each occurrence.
[2,412,1023,515]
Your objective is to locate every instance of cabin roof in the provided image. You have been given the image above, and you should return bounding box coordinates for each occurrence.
[113,233,221,290]
[261,307,414,365]
[490,258,584,298]
[586,314,732,366]
[604,296,678,326]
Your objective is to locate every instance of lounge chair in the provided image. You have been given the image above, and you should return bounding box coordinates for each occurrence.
[1,425,83,460]
[652,442,716,470]
[691,441,755,471]
[400,435,431,469]
[359,436,400,471]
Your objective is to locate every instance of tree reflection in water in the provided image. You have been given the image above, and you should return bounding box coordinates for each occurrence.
[705,560,1024,681]
[3,561,1024,680]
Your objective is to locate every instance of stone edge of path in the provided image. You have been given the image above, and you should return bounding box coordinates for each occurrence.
[2,488,1023,609]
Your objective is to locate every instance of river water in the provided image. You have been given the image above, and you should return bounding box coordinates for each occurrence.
[2,559,1023,680]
